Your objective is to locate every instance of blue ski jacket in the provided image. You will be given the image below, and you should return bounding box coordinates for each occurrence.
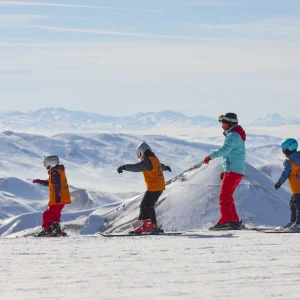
[278,151,300,185]
[210,125,246,175]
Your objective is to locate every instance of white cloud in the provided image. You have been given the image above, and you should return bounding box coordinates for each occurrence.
[0,1,163,12]
[25,25,197,39]
[189,18,300,37]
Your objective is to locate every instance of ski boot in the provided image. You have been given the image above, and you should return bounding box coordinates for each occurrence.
[286,222,300,232]
[210,220,244,231]
[151,224,164,235]
[129,219,153,234]
[280,222,293,231]
[36,227,53,237]
[50,222,67,237]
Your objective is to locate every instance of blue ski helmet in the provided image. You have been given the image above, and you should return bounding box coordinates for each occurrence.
[281,138,298,152]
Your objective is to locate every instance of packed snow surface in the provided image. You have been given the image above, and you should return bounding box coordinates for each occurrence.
[1,231,300,300]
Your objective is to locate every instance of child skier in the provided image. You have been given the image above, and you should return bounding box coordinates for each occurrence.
[203,112,246,230]
[32,155,72,236]
[275,138,300,231]
[117,141,171,234]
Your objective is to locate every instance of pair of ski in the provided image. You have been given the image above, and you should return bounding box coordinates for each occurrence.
[100,227,299,237]
[100,231,183,237]
[209,227,298,233]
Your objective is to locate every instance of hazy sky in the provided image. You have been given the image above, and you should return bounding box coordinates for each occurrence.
[0,0,300,121]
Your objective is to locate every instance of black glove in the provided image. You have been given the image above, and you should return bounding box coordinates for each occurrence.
[164,166,172,172]
[117,165,126,174]
[275,182,281,190]
[55,195,61,204]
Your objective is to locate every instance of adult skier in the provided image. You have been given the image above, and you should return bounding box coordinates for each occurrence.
[203,113,246,230]
[275,138,300,231]
[117,141,172,234]
[32,155,72,236]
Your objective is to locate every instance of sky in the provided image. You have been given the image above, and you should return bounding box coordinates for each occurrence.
[0,0,300,121]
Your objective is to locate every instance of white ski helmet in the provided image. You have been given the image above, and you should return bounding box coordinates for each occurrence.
[43,155,59,170]
[136,141,152,159]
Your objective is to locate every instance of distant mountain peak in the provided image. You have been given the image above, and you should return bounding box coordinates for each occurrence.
[0,108,217,132]
[248,113,300,126]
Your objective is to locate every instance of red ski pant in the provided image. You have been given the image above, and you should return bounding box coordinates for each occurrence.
[42,204,65,229]
[218,172,243,224]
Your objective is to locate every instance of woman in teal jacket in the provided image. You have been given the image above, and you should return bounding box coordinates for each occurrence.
[204,112,246,230]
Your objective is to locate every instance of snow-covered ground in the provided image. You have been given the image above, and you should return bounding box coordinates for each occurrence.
[1,231,300,300]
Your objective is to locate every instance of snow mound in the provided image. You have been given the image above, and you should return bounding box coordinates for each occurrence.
[258,163,283,181]
[0,177,120,221]
[0,177,48,200]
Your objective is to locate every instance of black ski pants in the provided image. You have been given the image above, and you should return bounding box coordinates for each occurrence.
[290,193,300,224]
[138,191,163,224]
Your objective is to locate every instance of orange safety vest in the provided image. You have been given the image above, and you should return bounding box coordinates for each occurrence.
[142,156,166,192]
[287,159,300,194]
[48,168,72,206]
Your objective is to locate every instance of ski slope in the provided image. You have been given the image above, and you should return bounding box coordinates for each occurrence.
[1,230,300,300]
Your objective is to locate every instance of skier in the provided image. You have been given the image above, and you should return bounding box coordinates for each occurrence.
[203,113,246,230]
[275,138,300,231]
[117,141,172,234]
[32,155,72,236]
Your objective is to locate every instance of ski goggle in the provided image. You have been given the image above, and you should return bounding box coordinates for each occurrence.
[218,114,224,122]
[217,114,238,123]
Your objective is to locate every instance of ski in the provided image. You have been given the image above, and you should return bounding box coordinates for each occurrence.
[33,233,68,237]
[100,232,183,237]
[33,230,68,237]
[208,227,269,232]
[261,230,300,233]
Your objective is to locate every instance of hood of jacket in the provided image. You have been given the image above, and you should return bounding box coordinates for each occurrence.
[224,125,246,141]
[287,151,300,165]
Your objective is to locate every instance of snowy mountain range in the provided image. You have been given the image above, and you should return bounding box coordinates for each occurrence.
[248,113,300,126]
[0,108,217,132]
[0,129,288,194]
[0,130,221,193]
[1,108,299,132]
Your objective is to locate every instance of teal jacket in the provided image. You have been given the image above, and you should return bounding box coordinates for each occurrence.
[210,125,246,175]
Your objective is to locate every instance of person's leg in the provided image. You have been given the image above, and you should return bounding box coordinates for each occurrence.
[53,204,65,223]
[134,191,163,233]
[218,172,243,224]
[139,191,163,224]
[42,206,58,229]
[293,194,300,224]
[289,196,296,224]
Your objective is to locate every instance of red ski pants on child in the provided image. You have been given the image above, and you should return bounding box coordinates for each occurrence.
[218,172,243,224]
[42,204,65,229]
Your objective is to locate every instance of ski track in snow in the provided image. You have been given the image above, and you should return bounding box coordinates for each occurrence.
[1,231,300,300]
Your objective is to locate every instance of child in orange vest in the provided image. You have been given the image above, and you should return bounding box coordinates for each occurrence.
[117,142,171,234]
[275,138,300,231]
[32,155,72,236]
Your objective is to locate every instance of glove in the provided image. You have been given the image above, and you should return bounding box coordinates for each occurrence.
[55,195,61,204]
[117,165,126,174]
[220,172,224,180]
[32,179,44,185]
[203,155,211,164]
[275,182,281,190]
[164,166,172,172]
